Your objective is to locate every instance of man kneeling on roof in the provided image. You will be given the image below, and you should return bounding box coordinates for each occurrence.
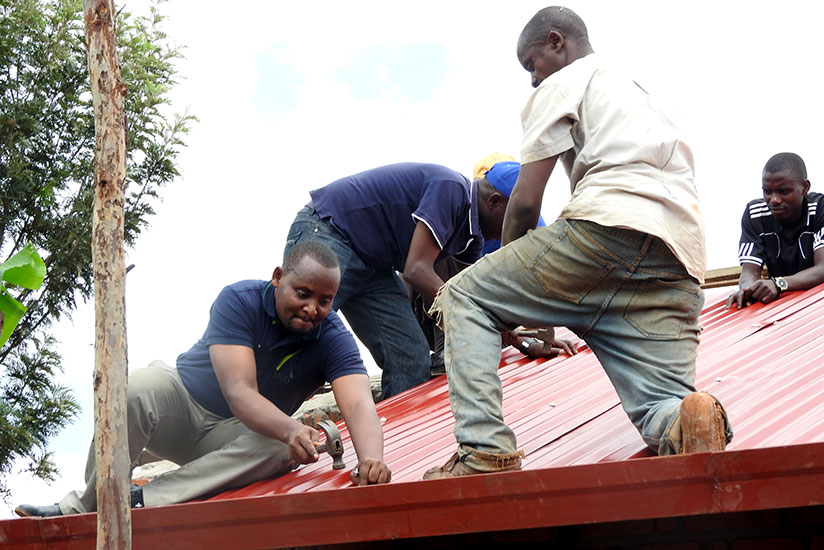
[726,152,824,309]
[15,241,390,518]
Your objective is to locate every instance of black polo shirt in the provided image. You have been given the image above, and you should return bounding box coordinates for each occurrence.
[737,191,824,276]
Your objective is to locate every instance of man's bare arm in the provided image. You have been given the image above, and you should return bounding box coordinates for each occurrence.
[402,221,444,304]
[331,373,391,485]
[210,344,319,463]
[502,156,558,246]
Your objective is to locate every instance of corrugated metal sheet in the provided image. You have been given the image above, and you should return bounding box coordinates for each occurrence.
[210,284,824,499]
[4,285,824,549]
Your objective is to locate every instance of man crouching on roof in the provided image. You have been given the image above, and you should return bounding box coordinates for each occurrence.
[16,241,390,518]
[423,6,733,480]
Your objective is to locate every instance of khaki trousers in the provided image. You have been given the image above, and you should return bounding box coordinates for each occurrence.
[60,361,292,513]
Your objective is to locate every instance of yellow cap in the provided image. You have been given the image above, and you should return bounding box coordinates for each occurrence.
[473,152,516,180]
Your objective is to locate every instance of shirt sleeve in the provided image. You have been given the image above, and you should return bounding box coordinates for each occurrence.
[454,237,483,264]
[318,314,369,382]
[203,285,257,347]
[738,203,766,268]
[812,196,824,253]
[411,180,468,251]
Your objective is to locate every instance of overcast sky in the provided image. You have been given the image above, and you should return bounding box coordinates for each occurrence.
[4,0,823,517]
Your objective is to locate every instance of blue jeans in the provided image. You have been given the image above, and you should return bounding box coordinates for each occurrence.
[284,205,430,398]
[431,219,707,456]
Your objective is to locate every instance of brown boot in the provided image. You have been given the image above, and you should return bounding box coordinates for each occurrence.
[679,392,728,454]
[422,446,524,480]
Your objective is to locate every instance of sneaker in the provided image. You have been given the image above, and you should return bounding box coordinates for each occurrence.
[130,483,145,508]
[422,446,523,480]
[14,503,63,518]
[679,392,729,454]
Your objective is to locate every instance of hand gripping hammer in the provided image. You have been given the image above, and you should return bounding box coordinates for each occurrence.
[315,419,346,470]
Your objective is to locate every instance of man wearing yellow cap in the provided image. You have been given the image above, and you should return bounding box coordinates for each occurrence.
[284,162,512,399]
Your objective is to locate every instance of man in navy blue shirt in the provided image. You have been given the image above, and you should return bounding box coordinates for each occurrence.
[15,241,390,518]
[285,162,511,399]
[727,152,824,308]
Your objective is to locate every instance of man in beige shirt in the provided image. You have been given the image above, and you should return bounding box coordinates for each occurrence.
[424,6,732,479]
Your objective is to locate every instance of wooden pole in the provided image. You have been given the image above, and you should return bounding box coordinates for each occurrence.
[83,0,131,548]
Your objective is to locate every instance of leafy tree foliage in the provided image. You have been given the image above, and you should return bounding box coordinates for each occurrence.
[0,0,193,498]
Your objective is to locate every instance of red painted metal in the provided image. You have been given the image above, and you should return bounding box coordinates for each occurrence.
[3,284,824,548]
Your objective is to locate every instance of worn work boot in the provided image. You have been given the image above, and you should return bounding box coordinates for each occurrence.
[14,503,63,518]
[422,445,524,480]
[679,392,729,454]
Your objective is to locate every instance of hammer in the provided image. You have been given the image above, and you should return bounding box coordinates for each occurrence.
[315,419,346,470]
[284,419,346,470]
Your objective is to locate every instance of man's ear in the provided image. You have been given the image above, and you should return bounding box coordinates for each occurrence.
[547,30,564,51]
[803,179,811,195]
[487,192,506,210]
[272,266,283,288]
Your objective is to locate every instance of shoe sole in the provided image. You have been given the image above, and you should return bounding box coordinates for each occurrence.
[680,392,726,454]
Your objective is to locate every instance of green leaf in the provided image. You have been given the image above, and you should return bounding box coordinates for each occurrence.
[0,244,46,290]
[0,291,28,349]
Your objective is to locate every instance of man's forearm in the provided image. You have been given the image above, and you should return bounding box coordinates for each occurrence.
[502,201,541,246]
[783,263,824,291]
[344,401,384,461]
[736,261,764,288]
[227,388,300,443]
[402,264,444,304]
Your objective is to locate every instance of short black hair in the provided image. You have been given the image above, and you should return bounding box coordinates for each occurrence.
[764,152,807,181]
[518,6,590,53]
[282,241,340,274]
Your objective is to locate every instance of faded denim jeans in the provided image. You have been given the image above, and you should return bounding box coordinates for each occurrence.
[285,204,430,398]
[431,219,706,456]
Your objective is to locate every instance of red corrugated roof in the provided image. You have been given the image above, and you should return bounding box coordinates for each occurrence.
[4,285,824,549]
[211,285,824,497]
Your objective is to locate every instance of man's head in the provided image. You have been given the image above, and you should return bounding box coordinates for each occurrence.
[477,161,519,240]
[272,241,341,334]
[517,6,593,88]
[762,152,810,224]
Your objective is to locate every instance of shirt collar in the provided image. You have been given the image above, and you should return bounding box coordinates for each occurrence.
[261,282,323,342]
[469,178,482,240]
[775,195,812,234]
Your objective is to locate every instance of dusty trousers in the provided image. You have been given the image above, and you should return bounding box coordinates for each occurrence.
[431,219,710,457]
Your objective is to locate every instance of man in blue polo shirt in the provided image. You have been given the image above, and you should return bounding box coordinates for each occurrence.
[409,160,575,374]
[285,162,510,399]
[15,241,390,518]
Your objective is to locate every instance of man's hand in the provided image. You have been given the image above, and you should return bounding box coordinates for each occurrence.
[284,421,321,464]
[503,328,579,358]
[350,457,392,486]
[725,279,779,309]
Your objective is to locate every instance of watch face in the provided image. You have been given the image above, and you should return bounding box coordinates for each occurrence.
[776,277,789,291]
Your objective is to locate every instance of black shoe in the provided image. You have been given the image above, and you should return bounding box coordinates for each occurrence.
[130,483,144,508]
[14,503,63,518]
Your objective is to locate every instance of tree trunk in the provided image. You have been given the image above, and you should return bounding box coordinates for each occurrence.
[83,1,131,548]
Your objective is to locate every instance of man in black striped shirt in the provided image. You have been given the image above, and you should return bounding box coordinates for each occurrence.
[727,152,824,309]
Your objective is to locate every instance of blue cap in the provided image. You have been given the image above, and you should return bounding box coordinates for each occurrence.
[482,161,546,230]
[484,161,520,197]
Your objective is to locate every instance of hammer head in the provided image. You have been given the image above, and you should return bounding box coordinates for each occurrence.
[316,420,346,470]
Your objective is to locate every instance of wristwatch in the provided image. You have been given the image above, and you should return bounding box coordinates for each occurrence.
[771,276,789,295]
